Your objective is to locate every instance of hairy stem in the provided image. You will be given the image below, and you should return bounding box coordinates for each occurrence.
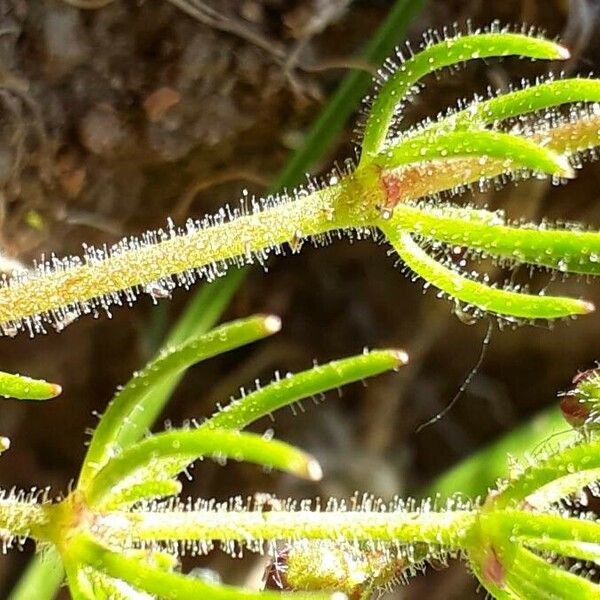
[98,508,478,549]
[0,500,50,542]
[0,183,358,329]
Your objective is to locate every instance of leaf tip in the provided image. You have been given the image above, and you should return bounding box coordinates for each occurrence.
[306,457,323,481]
[263,314,282,334]
[581,300,596,314]
[49,383,63,398]
[556,44,571,60]
[389,348,410,366]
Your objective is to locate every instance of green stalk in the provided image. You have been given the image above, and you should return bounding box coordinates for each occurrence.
[99,508,477,550]
[0,500,50,542]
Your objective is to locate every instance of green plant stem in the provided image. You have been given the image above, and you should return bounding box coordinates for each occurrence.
[0,500,49,542]
[0,186,355,327]
[3,101,599,332]
[100,508,477,549]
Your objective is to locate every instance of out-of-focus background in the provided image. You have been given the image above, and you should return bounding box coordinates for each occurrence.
[0,0,599,597]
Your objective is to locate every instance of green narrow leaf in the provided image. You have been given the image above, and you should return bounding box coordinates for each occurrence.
[102,479,182,510]
[81,569,154,600]
[164,268,248,348]
[74,535,326,600]
[77,547,177,600]
[491,510,600,550]
[202,349,408,432]
[501,559,560,600]
[508,544,600,598]
[362,32,570,154]
[491,438,600,509]
[375,130,573,177]
[0,371,61,401]
[420,78,600,136]
[383,228,593,320]
[85,429,322,507]
[519,537,600,564]
[78,314,281,489]
[62,560,94,600]
[391,204,600,275]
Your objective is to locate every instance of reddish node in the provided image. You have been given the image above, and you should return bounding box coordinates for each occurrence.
[483,546,505,588]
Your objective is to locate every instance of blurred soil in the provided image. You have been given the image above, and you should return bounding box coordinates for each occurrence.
[0,0,599,598]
